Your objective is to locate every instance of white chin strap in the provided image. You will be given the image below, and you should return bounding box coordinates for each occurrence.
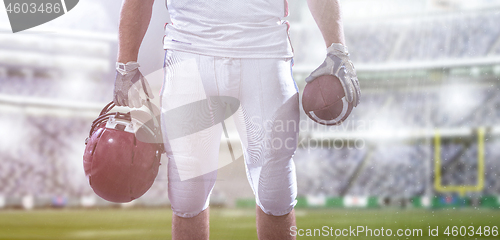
[308,97,348,125]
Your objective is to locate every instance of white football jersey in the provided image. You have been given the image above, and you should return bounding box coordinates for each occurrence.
[163,0,293,58]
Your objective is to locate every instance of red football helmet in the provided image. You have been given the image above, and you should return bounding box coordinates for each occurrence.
[83,101,164,203]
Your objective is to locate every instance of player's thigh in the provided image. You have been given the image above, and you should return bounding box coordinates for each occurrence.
[237,57,299,164]
[161,50,222,217]
[161,50,222,179]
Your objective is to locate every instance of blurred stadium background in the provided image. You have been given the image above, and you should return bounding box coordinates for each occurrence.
[1,0,500,239]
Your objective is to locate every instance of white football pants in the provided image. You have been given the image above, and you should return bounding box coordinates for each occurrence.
[161,50,298,218]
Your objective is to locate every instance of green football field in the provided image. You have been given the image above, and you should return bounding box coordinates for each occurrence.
[0,208,499,239]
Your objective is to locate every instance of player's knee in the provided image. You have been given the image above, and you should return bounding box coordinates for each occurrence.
[256,161,297,216]
[169,192,210,218]
[258,196,296,216]
[168,176,214,218]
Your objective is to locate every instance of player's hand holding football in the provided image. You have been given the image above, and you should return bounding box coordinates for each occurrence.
[305,43,360,107]
[113,61,154,108]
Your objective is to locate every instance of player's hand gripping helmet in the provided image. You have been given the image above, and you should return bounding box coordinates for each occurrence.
[83,101,164,203]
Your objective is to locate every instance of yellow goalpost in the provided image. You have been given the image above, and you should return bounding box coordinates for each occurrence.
[434,127,485,197]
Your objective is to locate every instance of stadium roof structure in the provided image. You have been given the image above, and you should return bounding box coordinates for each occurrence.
[362,56,500,74]
[295,56,500,74]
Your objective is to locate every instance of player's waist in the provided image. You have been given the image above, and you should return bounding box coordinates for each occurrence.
[163,42,293,59]
[163,22,292,58]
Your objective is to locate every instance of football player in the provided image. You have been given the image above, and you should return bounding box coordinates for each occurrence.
[113,0,360,239]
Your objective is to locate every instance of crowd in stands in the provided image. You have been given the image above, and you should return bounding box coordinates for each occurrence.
[0,113,169,206]
[291,10,500,66]
[0,76,112,103]
[347,10,500,63]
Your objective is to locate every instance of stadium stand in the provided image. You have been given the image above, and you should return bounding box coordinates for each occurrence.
[344,10,500,63]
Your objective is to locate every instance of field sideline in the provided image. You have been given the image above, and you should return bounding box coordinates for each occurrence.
[0,208,499,239]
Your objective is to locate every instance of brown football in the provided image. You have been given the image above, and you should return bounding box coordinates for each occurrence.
[302,75,353,125]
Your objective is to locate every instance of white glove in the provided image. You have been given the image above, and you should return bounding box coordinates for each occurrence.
[305,43,360,107]
[113,62,154,108]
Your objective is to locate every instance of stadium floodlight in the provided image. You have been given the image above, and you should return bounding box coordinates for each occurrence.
[440,84,481,121]
[433,127,485,196]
